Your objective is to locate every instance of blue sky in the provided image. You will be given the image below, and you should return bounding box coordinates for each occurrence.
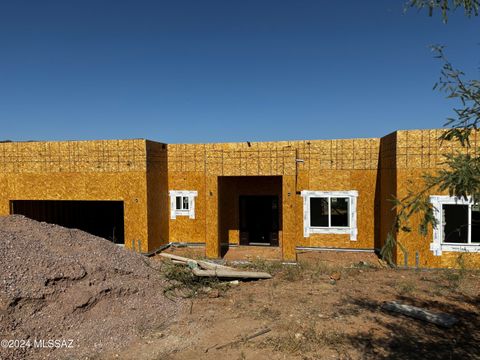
[0,1,478,143]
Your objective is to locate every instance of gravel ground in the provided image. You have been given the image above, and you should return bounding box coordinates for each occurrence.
[0,215,185,360]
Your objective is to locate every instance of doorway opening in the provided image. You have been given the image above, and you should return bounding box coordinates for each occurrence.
[239,195,279,246]
[218,176,282,252]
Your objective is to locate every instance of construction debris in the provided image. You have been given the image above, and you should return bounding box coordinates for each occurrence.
[159,252,235,270]
[159,252,272,280]
[192,267,272,279]
[382,301,459,328]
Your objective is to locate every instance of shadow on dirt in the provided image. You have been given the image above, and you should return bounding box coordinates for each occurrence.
[340,296,480,359]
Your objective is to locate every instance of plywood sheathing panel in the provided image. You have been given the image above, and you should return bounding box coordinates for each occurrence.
[293,170,378,250]
[394,130,480,269]
[168,138,381,261]
[167,138,380,177]
[0,140,150,253]
[167,172,207,244]
[0,171,149,252]
[396,167,480,269]
[205,175,219,258]
[396,129,479,170]
[146,140,169,251]
[282,175,297,261]
[377,132,398,261]
[0,140,146,173]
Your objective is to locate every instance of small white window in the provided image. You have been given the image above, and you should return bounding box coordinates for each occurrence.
[169,190,197,219]
[301,190,358,240]
[430,195,480,255]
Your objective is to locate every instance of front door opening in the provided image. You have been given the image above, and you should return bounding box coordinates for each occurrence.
[239,195,279,246]
[10,200,125,244]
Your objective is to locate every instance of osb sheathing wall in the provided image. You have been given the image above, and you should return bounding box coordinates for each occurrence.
[377,132,398,262]
[146,140,169,251]
[293,139,380,253]
[0,140,152,253]
[167,138,380,260]
[393,129,480,269]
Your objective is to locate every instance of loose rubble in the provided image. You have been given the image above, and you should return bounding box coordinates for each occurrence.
[0,215,185,360]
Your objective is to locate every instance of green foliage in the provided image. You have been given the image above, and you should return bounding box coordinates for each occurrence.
[380,232,398,265]
[407,0,479,22]
[380,232,408,266]
[433,153,480,201]
[432,46,480,146]
[161,261,228,299]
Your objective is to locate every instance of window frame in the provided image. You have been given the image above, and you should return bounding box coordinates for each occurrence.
[430,195,480,255]
[301,190,358,240]
[175,195,190,211]
[169,190,198,219]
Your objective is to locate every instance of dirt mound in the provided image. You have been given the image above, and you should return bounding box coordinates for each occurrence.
[0,215,185,360]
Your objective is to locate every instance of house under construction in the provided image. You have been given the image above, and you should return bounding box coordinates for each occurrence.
[1,128,479,269]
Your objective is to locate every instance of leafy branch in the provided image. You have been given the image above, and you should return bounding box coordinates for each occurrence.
[407,0,479,22]
[432,46,480,145]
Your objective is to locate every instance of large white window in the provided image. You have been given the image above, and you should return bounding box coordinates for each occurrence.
[169,190,197,219]
[430,195,480,255]
[301,190,358,240]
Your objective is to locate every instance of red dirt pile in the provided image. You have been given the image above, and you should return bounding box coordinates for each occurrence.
[0,215,184,360]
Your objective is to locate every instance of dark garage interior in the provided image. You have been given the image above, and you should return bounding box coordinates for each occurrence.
[10,200,125,244]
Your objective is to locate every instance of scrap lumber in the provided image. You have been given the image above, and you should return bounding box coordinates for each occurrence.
[158,252,235,271]
[159,252,272,279]
[192,267,272,279]
[382,301,458,328]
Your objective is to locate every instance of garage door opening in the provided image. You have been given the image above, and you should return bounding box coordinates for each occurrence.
[10,200,125,245]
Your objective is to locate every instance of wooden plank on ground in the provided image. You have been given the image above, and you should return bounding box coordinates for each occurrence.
[158,252,236,271]
[192,267,272,279]
[382,301,458,328]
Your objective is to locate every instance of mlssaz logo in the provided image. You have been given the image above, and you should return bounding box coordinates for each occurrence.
[34,339,74,349]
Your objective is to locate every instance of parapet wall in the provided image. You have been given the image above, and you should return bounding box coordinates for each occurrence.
[0,139,147,173]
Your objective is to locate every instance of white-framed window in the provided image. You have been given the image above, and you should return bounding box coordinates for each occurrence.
[301,190,358,240]
[169,190,198,219]
[429,195,480,255]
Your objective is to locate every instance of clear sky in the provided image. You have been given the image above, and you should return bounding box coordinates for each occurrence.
[0,1,478,143]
